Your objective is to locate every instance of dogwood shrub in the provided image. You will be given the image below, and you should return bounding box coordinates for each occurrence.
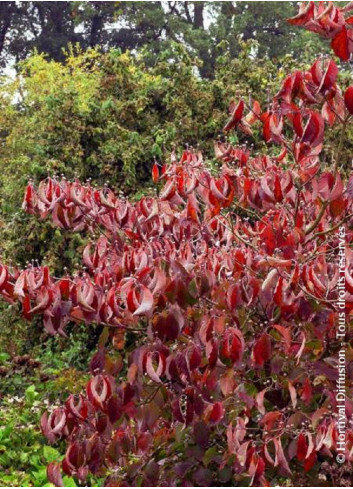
[1,2,353,486]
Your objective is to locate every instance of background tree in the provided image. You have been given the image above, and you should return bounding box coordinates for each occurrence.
[0,2,327,77]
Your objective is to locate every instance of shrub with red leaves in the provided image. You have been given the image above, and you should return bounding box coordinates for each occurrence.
[1,2,353,486]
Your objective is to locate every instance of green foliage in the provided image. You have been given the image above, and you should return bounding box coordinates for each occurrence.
[0,41,287,192]
[0,395,56,487]
[0,367,57,487]
[0,326,99,486]
[0,327,92,398]
[0,385,102,487]
[36,322,102,373]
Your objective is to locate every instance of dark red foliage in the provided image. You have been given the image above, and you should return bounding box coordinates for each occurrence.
[288,1,353,61]
[344,85,353,114]
[1,2,353,486]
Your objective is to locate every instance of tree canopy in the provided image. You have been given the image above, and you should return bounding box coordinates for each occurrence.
[0,2,326,77]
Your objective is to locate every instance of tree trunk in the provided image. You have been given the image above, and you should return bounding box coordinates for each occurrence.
[0,2,16,59]
[193,2,204,29]
[89,3,104,47]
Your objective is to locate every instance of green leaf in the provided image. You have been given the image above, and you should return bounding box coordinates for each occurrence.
[43,445,60,463]
[0,352,10,364]
[152,143,162,157]
[25,385,38,405]
[63,476,77,487]
[202,446,217,467]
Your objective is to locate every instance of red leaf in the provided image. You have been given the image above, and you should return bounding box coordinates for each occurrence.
[187,194,200,223]
[301,378,313,405]
[28,287,52,314]
[86,375,112,410]
[256,388,267,415]
[274,437,292,475]
[304,450,317,471]
[22,183,36,212]
[47,462,64,487]
[223,99,245,131]
[160,179,176,200]
[287,1,315,26]
[219,328,244,365]
[133,285,154,317]
[288,380,297,409]
[330,196,345,217]
[152,163,159,183]
[219,368,236,396]
[321,59,338,91]
[255,456,266,480]
[244,100,261,125]
[66,394,88,420]
[252,334,272,367]
[297,433,308,461]
[301,111,324,146]
[62,442,87,476]
[206,338,218,368]
[295,332,306,364]
[273,324,291,354]
[331,27,350,61]
[344,85,353,114]
[14,271,26,298]
[41,408,67,443]
[209,401,225,423]
[22,295,32,320]
[310,58,338,92]
[0,265,8,290]
[273,276,284,306]
[322,101,336,125]
[154,306,184,341]
[59,277,70,300]
[263,113,283,144]
[106,395,123,424]
[76,280,95,312]
[137,432,152,452]
[188,345,202,370]
[145,351,165,383]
